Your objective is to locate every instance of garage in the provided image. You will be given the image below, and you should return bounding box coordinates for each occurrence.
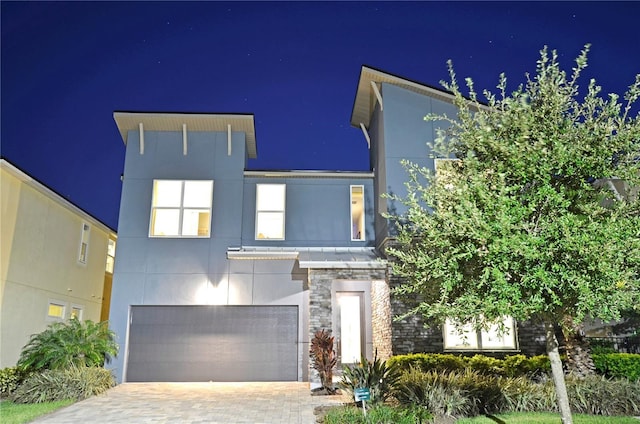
[125,305,298,382]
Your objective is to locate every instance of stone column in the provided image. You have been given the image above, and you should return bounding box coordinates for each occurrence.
[308,269,333,387]
[371,278,393,360]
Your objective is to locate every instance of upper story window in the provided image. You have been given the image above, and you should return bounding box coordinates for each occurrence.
[350,185,365,241]
[105,238,116,273]
[78,223,90,264]
[444,316,517,350]
[255,184,285,240]
[150,180,213,238]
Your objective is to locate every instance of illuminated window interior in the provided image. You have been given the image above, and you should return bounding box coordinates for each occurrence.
[70,305,83,320]
[444,317,516,350]
[255,184,285,240]
[150,180,213,237]
[105,239,116,273]
[350,185,365,241]
[48,302,65,319]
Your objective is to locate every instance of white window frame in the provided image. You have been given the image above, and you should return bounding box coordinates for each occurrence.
[443,317,517,351]
[149,180,214,238]
[46,299,66,321]
[105,238,116,274]
[78,223,90,264]
[255,184,286,240]
[70,304,84,320]
[350,185,365,241]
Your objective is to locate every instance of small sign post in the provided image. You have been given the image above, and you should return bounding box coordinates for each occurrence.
[354,387,371,418]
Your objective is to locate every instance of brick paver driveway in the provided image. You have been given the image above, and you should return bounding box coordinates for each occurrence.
[30,382,348,424]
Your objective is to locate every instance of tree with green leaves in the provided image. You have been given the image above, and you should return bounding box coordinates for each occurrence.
[386,45,640,424]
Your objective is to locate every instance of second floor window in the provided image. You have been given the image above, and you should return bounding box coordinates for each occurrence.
[350,185,365,241]
[150,180,213,238]
[255,184,285,240]
[105,238,116,273]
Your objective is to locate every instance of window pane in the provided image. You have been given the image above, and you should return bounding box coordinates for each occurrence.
[351,186,365,240]
[444,319,478,349]
[183,181,213,208]
[151,209,180,236]
[107,239,116,256]
[70,307,83,320]
[106,256,115,273]
[257,184,285,211]
[48,303,65,319]
[481,317,516,349]
[182,209,210,236]
[256,212,284,239]
[153,180,182,207]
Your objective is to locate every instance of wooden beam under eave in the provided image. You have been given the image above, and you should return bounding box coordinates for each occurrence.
[359,123,371,149]
[370,80,383,111]
[182,124,188,155]
[139,123,144,154]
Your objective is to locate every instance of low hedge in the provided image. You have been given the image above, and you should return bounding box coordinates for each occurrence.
[387,353,550,378]
[592,353,640,381]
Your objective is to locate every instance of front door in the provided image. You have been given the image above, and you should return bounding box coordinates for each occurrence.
[335,292,365,365]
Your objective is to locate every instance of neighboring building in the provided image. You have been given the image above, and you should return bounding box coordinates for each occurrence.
[108,67,547,384]
[0,159,116,368]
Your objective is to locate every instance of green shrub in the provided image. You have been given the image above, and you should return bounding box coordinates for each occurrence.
[394,367,640,417]
[394,368,474,417]
[0,367,28,398]
[10,366,115,403]
[592,353,640,381]
[323,404,428,424]
[387,353,550,378]
[387,353,466,373]
[564,375,640,415]
[17,318,118,372]
[340,353,399,404]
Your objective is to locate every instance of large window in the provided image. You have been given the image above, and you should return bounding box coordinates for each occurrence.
[444,317,517,350]
[150,180,213,237]
[255,184,285,240]
[350,185,365,241]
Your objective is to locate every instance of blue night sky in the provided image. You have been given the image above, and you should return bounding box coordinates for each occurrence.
[2,1,639,230]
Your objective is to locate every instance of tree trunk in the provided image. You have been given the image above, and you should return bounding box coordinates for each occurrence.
[545,320,573,424]
[562,316,595,378]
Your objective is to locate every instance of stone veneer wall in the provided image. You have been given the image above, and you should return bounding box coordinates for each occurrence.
[389,271,444,354]
[371,279,393,360]
[307,267,387,385]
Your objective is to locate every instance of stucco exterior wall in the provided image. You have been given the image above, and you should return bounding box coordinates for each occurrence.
[1,163,112,368]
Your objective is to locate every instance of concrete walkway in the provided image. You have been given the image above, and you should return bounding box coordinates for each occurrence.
[30,382,349,424]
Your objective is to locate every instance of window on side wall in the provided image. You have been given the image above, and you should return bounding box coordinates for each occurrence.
[105,238,116,273]
[47,301,66,321]
[78,223,90,264]
[150,180,213,237]
[255,184,285,240]
[70,304,83,320]
[443,316,517,350]
[350,185,365,241]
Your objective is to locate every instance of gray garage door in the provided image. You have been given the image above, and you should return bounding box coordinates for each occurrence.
[126,305,298,382]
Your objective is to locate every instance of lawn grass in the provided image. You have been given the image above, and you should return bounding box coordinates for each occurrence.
[0,399,73,424]
[456,412,640,424]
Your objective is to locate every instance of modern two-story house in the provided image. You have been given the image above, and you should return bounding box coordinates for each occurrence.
[107,66,549,384]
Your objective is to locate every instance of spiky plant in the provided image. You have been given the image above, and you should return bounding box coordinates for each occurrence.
[310,329,337,393]
[17,318,118,372]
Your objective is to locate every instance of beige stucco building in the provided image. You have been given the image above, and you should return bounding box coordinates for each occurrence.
[1,159,116,368]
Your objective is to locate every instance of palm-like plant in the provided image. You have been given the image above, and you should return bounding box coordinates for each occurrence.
[310,329,337,393]
[340,352,399,404]
[17,318,118,372]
